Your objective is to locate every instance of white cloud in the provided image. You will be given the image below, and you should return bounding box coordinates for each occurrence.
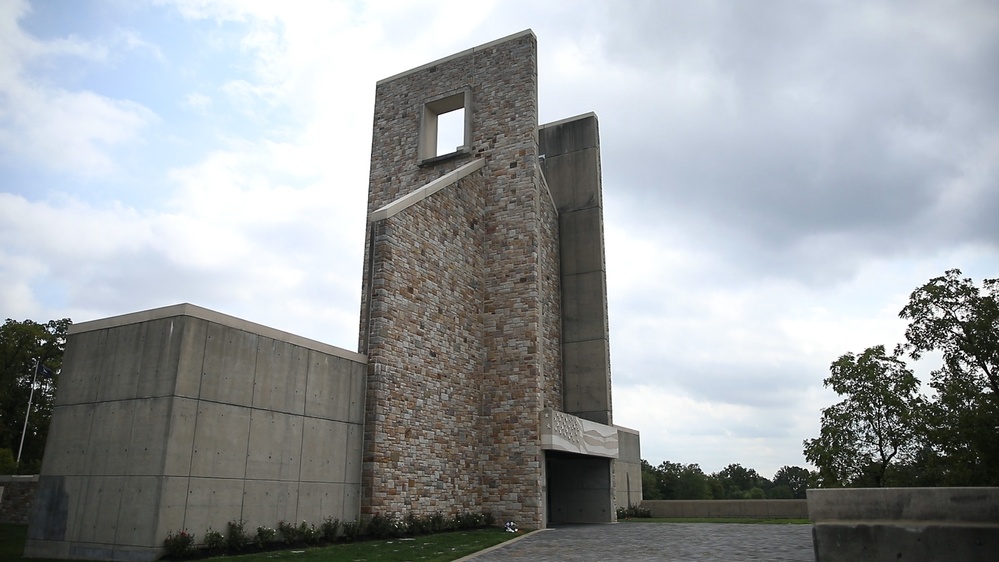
[3,0,998,479]
[0,86,155,177]
[183,92,212,110]
[0,0,155,178]
[614,384,821,478]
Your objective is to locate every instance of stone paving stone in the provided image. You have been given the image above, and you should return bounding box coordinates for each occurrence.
[466,523,815,561]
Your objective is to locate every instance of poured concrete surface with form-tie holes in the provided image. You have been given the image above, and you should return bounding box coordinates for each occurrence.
[615,426,643,509]
[540,113,612,427]
[25,303,367,562]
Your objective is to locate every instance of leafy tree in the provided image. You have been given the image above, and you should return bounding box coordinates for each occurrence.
[640,459,662,500]
[672,462,712,500]
[900,269,998,394]
[768,485,794,499]
[0,318,70,473]
[705,474,724,499]
[0,448,16,474]
[641,459,806,500]
[803,345,925,487]
[771,465,812,499]
[649,461,712,500]
[714,463,768,499]
[641,459,726,500]
[899,269,999,485]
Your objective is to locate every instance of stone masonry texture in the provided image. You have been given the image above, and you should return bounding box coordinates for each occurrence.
[358,31,562,528]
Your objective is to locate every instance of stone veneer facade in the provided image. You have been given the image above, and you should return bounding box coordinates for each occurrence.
[358,31,563,527]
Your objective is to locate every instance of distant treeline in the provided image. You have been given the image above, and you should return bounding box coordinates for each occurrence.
[641,460,813,500]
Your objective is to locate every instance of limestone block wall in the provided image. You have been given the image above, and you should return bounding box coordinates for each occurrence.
[25,304,366,562]
[539,176,563,413]
[358,30,554,527]
[361,173,488,516]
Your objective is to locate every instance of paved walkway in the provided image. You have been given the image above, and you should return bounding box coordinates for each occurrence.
[465,523,815,561]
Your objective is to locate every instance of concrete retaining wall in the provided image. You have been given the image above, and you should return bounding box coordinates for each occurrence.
[808,487,999,562]
[642,499,808,519]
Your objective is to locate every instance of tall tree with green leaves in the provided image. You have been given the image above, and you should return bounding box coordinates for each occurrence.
[899,269,999,484]
[640,459,663,500]
[714,463,768,499]
[657,461,712,500]
[803,345,925,487]
[0,318,70,473]
[772,465,813,499]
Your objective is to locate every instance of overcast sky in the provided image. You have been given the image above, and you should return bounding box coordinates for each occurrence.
[2,0,997,479]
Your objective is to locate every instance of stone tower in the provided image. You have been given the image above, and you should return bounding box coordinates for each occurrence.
[358,30,637,527]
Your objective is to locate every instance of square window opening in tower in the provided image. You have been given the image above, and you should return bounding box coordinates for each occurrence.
[419,90,471,163]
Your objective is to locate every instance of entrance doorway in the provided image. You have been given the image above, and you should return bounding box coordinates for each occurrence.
[545,451,614,524]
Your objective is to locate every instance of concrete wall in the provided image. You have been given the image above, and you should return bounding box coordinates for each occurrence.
[808,487,999,562]
[540,113,612,426]
[614,426,643,509]
[25,304,366,562]
[643,499,809,519]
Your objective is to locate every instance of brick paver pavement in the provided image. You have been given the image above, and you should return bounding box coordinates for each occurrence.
[464,523,815,561]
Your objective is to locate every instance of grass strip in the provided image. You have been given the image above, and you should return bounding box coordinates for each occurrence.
[0,524,521,562]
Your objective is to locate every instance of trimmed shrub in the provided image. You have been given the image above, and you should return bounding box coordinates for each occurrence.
[616,505,652,519]
[225,519,250,551]
[320,516,341,542]
[162,530,194,559]
[202,529,224,552]
[277,520,301,545]
[301,522,322,545]
[255,525,276,548]
[366,512,403,539]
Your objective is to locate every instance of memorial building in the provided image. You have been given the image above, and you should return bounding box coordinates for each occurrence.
[25,30,641,561]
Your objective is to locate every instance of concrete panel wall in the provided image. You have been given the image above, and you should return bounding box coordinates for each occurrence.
[808,487,999,562]
[614,426,643,509]
[643,499,809,519]
[241,479,299,528]
[540,113,612,425]
[26,304,366,562]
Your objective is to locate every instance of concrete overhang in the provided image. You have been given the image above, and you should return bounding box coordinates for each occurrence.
[541,408,619,458]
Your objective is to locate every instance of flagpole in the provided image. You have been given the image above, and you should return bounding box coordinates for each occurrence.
[16,359,40,467]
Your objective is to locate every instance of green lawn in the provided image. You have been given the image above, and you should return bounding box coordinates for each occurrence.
[0,524,64,562]
[0,524,521,562]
